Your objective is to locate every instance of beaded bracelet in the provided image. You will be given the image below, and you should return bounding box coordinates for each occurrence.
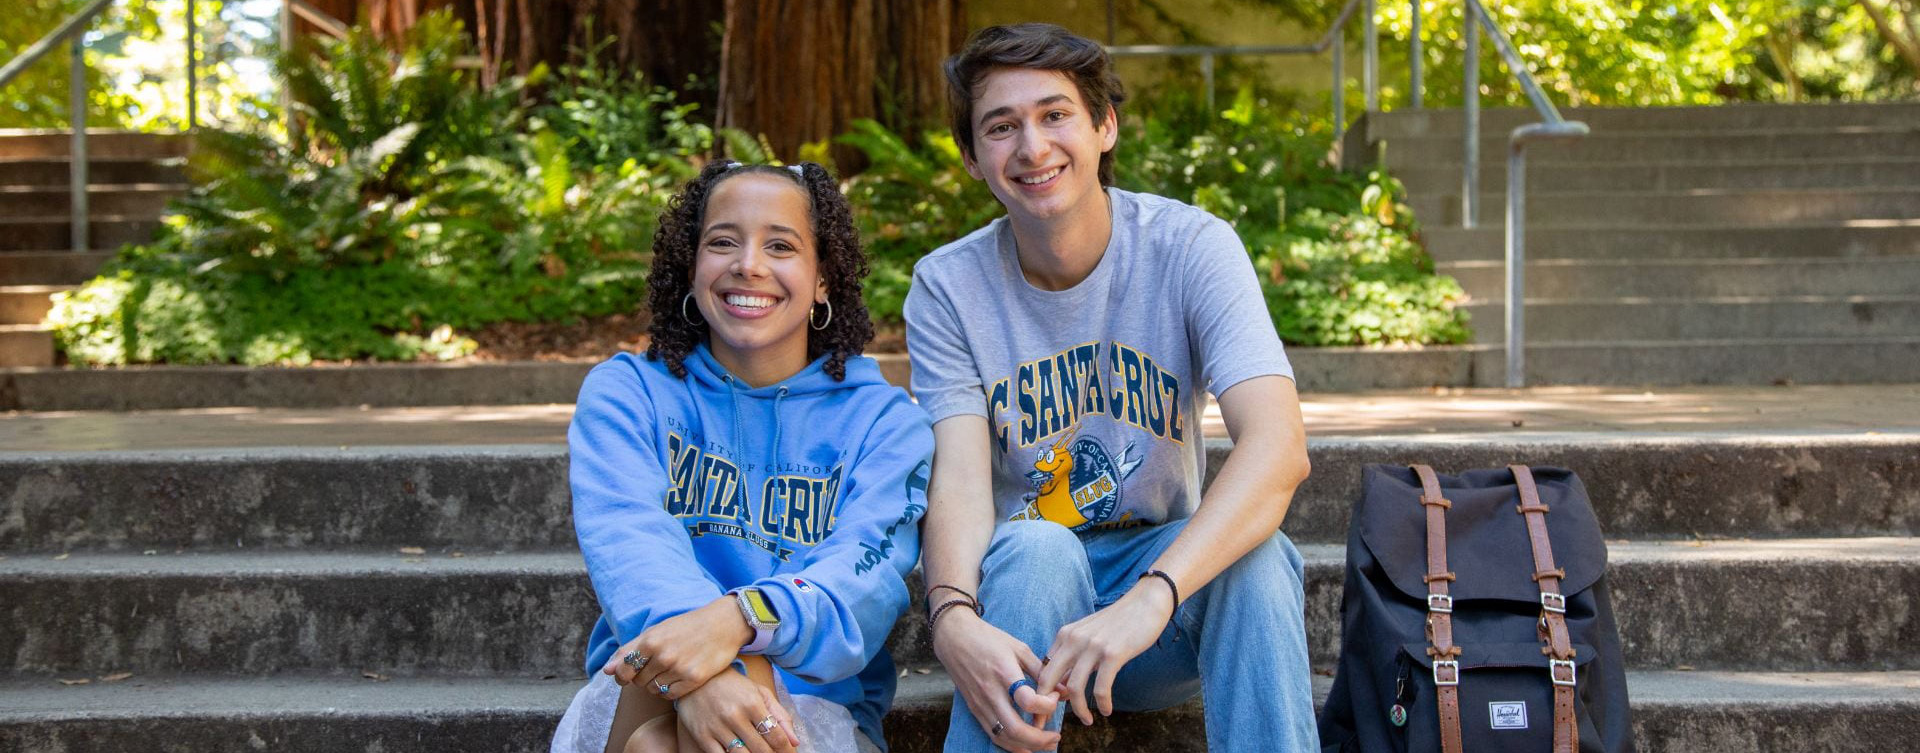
[927,597,979,635]
[925,584,981,613]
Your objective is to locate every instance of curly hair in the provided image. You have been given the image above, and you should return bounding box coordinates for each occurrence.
[645,161,875,382]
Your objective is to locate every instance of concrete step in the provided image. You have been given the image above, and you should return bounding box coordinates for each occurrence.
[1407,188,1920,228]
[0,250,114,285]
[1394,158,1920,196]
[1,538,1915,678]
[4,670,1915,753]
[0,324,53,368]
[0,216,163,252]
[1423,223,1920,262]
[1368,103,1920,139]
[0,285,64,324]
[0,157,186,186]
[1379,128,1920,169]
[1458,296,1920,343]
[1439,257,1920,301]
[1502,336,1920,386]
[0,130,191,160]
[0,184,186,218]
[6,434,1914,553]
[3,539,1917,676]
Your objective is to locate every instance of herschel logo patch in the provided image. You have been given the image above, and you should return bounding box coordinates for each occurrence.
[1489,701,1528,730]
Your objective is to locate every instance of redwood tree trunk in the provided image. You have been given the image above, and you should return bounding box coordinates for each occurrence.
[718,0,965,167]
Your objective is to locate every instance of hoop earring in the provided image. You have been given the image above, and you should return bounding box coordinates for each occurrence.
[809,299,833,331]
[681,293,701,324]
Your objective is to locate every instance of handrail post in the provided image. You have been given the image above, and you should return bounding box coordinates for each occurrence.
[1363,0,1378,111]
[1332,36,1345,141]
[186,0,198,130]
[1201,53,1215,112]
[69,35,88,253]
[1505,140,1526,388]
[1462,5,1480,229]
[1410,0,1423,109]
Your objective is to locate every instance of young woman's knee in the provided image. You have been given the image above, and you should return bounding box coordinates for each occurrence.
[619,714,677,753]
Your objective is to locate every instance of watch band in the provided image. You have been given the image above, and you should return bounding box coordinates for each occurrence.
[733,588,777,653]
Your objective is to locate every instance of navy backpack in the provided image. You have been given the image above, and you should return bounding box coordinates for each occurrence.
[1318,464,1633,753]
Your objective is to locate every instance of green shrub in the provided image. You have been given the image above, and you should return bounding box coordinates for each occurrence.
[49,12,665,366]
[836,120,1001,324]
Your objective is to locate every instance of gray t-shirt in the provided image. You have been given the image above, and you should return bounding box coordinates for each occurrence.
[904,188,1293,530]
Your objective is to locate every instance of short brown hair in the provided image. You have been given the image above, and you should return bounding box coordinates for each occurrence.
[945,23,1128,186]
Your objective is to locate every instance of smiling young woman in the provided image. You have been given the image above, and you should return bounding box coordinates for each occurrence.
[552,161,931,753]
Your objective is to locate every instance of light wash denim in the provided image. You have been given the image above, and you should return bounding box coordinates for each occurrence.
[943,519,1320,752]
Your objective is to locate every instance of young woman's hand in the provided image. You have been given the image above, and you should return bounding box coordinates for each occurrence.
[603,595,753,701]
[931,609,1061,753]
[674,670,801,753]
[1032,581,1174,725]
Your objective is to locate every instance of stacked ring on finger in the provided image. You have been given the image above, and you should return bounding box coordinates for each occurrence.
[622,650,649,671]
[1007,677,1037,706]
[754,715,779,735]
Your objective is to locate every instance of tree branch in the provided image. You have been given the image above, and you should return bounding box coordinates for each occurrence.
[1860,0,1920,73]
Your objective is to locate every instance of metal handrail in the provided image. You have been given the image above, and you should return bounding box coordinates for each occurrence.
[1460,0,1589,387]
[0,0,128,253]
[1105,0,1418,141]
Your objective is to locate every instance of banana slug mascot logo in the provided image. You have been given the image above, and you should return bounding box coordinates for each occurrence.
[1013,424,1143,530]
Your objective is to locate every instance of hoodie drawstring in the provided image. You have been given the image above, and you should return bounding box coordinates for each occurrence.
[768,386,789,576]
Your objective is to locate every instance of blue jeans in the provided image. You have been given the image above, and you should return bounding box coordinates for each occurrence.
[943,519,1320,752]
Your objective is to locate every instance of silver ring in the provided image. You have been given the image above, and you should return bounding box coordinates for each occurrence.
[755,715,778,735]
[990,721,1005,737]
[655,681,673,696]
[726,739,746,750]
[622,651,649,671]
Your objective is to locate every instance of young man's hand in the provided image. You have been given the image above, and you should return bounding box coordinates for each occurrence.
[603,595,754,701]
[932,608,1062,753]
[674,670,800,753]
[1033,579,1176,725]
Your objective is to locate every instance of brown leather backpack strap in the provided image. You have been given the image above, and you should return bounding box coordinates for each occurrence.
[1412,465,1464,753]
[1511,465,1578,753]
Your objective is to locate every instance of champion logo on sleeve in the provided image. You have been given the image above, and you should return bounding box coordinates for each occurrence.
[792,578,813,592]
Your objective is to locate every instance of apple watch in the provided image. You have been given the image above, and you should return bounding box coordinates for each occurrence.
[733,587,781,653]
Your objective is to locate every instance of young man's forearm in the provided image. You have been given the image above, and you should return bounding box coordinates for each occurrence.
[1136,376,1310,600]
[921,416,1000,599]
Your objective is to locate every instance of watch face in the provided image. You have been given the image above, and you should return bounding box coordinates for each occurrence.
[741,588,780,625]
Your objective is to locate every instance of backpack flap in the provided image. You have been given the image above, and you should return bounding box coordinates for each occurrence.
[1356,465,1608,609]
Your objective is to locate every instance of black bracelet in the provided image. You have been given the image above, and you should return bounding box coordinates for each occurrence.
[928,597,978,634]
[1138,570,1180,617]
[926,584,981,613]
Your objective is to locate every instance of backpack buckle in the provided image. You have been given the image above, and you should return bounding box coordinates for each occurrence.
[1549,659,1577,687]
[1433,660,1460,686]
[1427,594,1454,613]
[1540,592,1567,614]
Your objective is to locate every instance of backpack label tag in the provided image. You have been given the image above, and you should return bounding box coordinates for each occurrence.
[1489,701,1528,730]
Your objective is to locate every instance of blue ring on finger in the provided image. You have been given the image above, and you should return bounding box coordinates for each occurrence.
[1007,677,1037,706]
[726,738,746,750]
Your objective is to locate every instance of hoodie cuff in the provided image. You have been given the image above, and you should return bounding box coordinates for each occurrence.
[748,576,806,659]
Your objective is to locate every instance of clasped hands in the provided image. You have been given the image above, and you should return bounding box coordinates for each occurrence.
[933,583,1175,753]
[602,596,802,752]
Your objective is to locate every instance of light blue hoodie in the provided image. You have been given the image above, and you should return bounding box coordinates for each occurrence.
[569,344,931,746]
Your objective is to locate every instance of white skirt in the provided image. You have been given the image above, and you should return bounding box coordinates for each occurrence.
[550,672,878,753]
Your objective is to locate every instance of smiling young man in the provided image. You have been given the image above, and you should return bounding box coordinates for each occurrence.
[902,23,1320,753]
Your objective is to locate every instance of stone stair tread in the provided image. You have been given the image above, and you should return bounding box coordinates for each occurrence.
[0,323,50,333]
[1464,293,1920,305]
[1439,256,1920,268]
[4,667,1918,721]
[8,536,1916,586]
